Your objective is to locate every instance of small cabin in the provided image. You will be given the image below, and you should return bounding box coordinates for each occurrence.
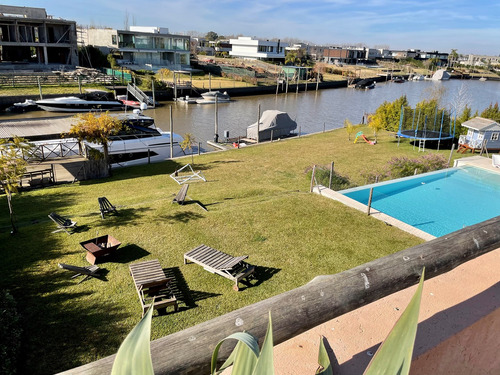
[458,117,500,153]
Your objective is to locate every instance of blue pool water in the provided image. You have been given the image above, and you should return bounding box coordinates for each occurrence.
[341,166,500,237]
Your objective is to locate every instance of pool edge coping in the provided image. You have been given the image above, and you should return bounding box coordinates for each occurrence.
[312,185,436,242]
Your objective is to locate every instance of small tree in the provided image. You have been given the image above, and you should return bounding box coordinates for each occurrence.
[344,119,356,141]
[66,112,123,177]
[0,137,31,234]
[180,133,196,164]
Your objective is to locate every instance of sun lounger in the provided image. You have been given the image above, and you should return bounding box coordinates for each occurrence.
[58,263,101,284]
[98,197,117,219]
[48,212,77,234]
[129,259,178,317]
[184,244,255,291]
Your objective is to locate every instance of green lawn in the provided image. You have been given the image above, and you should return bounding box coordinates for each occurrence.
[0,127,464,374]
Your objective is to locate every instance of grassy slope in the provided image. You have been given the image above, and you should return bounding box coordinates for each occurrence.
[0,127,462,373]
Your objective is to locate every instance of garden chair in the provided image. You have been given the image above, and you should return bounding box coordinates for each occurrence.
[48,212,77,234]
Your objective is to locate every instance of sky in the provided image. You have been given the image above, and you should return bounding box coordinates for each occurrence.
[13,0,500,55]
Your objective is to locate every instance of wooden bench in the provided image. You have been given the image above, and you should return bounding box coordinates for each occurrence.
[98,197,117,219]
[172,184,189,205]
[129,259,178,317]
[184,244,255,291]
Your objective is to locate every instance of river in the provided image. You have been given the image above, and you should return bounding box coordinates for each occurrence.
[3,79,500,150]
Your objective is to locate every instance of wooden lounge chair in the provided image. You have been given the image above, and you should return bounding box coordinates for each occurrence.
[184,244,255,291]
[58,263,101,284]
[98,197,117,219]
[48,212,77,234]
[172,184,189,205]
[129,259,178,317]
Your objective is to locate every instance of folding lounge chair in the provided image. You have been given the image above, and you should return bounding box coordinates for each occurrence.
[493,154,500,168]
[58,263,101,284]
[98,197,117,219]
[48,212,77,234]
[129,259,178,317]
[184,244,255,291]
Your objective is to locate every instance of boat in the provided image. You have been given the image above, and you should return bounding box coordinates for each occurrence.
[246,110,297,141]
[6,99,38,113]
[411,74,424,81]
[431,69,451,81]
[31,110,185,168]
[196,91,231,104]
[116,95,142,109]
[479,77,487,82]
[354,79,376,89]
[36,91,124,112]
[391,76,405,83]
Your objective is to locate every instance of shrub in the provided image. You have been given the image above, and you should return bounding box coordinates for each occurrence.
[0,290,22,375]
[362,154,448,183]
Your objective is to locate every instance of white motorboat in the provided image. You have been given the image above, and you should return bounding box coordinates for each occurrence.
[31,111,185,168]
[196,91,231,104]
[36,92,124,112]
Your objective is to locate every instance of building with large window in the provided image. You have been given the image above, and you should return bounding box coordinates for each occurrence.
[229,36,287,61]
[80,26,190,71]
[0,5,78,67]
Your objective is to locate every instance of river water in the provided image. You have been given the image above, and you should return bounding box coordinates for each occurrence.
[3,79,500,150]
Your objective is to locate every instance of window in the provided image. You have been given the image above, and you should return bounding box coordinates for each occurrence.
[112,35,117,45]
[491,132,499,141]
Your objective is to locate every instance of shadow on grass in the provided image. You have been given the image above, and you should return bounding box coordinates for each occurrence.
[113,244,150,264]
[159,211,205,224]
[95,207,150,227]
[164,266,221,311]
[191,159,241,171]
[78,159,184,186]
[252,265,281,287]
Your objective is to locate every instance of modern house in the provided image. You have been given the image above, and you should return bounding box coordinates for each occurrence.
[323,47,366,65]
[0,5,78,67]
[229,36,288,61]
[458,117,500,153]
[79,26,190,71]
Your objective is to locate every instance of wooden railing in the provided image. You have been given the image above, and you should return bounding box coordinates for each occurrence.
[59,216,500,375]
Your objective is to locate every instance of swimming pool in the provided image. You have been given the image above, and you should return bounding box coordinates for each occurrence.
[340,166,500,237]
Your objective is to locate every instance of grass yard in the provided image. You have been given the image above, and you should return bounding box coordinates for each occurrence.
[0,127,464,374]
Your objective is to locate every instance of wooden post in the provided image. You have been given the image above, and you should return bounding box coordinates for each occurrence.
[63,217,500,375]
[198,142,201,156]
[78,76,82,94]
[209,73,211,92]
[323,122,326,133]
[237,136,240,149]
[214,96,219,142]
[276,78,279,95]
[257,104,261,144]
[299,125,301,138]
[310,165,316,193]
[328,161,334,189]
[148,149,151,164]
[169,106,174,159]
[270,129,274,142]
[37,77,43,99]
[316,72,319,91]
[151,77,156,108]
[173,72,177,101]
[285,74,289,94]
[296,68,299,94]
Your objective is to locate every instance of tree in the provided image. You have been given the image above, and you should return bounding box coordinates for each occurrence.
[205,31,218,41]
[180,133,196,164]
[285,51,301,66]
[448,49,459,67]
[344,118,356,141]
[369,95,411,133]
[66,112,123,177]
[480,102,500,122]
[0,137,31,234]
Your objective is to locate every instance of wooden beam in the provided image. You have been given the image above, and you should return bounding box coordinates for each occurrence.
[59,216,500,375]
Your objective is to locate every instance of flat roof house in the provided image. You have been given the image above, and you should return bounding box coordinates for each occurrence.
[229,36,288,61]
[0,5,78,67]
[80,26,190,71]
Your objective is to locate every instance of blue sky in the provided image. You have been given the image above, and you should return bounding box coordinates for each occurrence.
[15,0,500,54]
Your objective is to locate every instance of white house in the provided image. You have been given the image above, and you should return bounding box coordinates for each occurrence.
[229,36,288,61]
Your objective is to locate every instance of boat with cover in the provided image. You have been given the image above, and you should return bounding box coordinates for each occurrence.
[246,110,297,141]
[36,91,124,112]
[354,79,376,89]
[196,91,231,104]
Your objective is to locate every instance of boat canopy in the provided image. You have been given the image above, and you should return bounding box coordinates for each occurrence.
[246,110,297,141]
